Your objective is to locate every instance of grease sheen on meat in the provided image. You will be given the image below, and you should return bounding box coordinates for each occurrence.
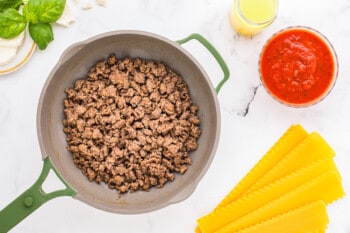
[63,55,201,193]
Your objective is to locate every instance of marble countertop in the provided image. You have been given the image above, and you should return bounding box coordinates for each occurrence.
[1,0,350,232]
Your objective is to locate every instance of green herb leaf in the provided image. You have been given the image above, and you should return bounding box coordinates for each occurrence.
[0,0,23,12]
[0,8,26,39]
[23,0,65,24]
[22,0,41,23]
[29,22,53,50]
[37,0,65,23]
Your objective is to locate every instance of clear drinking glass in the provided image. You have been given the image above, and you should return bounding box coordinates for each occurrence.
[228,0,278,37]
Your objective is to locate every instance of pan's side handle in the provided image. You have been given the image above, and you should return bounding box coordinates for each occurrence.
[0,158,76,233]
[176,33,230,94]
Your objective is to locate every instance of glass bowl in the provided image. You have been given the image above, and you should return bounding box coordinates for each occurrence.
[259,26,338,107]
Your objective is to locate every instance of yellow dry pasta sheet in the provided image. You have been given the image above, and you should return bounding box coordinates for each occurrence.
[248,132,335,193]
[211,171,344,233]
[197,158,342,233]
[234,201,328,233]
[217,124,308,208]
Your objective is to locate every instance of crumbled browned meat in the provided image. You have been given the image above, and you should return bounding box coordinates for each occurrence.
[64,56,201,193]
[87,168,96,181]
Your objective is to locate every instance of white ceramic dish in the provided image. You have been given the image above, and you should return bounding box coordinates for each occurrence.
[0,30,36,76]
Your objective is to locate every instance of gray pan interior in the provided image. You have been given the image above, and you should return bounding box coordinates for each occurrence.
[37,30,220,214]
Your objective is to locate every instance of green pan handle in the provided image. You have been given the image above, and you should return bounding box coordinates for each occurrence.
[0,157,76,233]
[176,33,230,94]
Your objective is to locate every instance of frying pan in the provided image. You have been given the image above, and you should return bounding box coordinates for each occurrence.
[0,31,229,232]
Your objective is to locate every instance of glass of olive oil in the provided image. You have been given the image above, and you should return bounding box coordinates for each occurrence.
[229,0,278,37]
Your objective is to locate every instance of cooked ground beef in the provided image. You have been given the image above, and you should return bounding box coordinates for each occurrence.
[63,55,201,193]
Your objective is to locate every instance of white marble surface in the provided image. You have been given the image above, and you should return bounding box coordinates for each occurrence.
[1,0,350,232]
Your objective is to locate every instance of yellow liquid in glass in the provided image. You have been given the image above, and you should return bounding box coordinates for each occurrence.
[229,0,277,36]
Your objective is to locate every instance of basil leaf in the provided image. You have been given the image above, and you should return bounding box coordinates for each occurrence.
[37,0,65,23]
[0,8,26,39]
[23,0,65,24]
[29,22,53,50]
[22,0,41,23]
[0,0,23,12]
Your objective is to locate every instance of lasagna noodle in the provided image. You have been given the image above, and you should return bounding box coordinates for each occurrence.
[234,201,328,233]
[217,124,308,208]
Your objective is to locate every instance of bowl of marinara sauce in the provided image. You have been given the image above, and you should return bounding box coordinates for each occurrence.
[259,26,338,107]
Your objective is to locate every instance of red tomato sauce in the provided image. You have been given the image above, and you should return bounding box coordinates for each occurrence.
[260,27,337,106]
